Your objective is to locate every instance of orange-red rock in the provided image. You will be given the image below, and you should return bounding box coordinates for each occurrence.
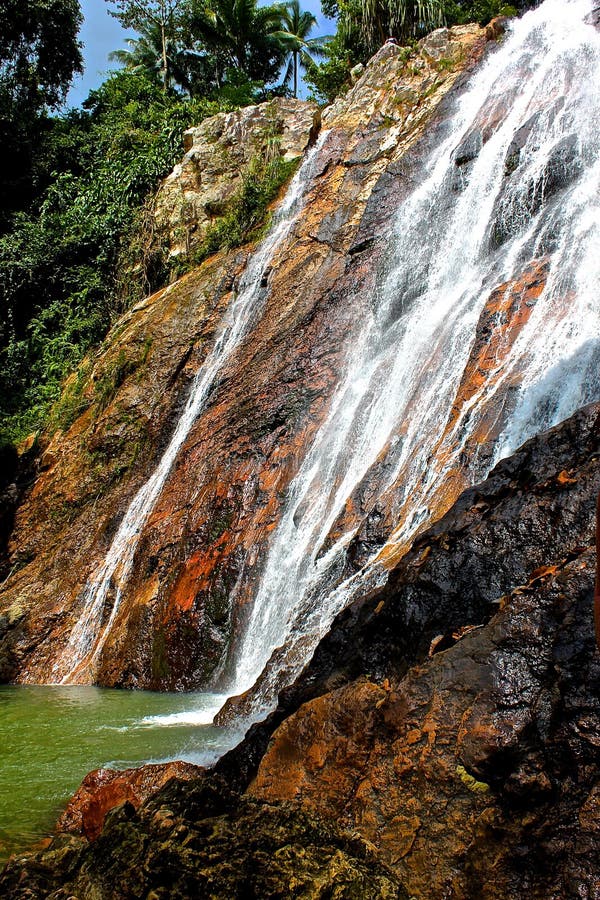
[57,761,201,841]
[247,545,600,899]
[2,401,600,899]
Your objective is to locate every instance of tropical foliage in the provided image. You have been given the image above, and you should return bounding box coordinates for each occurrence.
[0,0,524,447]
[274,0,329,97]
[444,0,517,25]
[185,0,288,87]
[108,21,190,90]
[0,0,83,228]
[106,0,189,90]
[0,72,226,442]
[359,0,444,53]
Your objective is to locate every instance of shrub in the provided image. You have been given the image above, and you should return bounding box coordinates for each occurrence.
[187,151,300,266]
[0,71,230,444]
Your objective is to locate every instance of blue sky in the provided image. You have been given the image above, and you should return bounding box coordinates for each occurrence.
[67,0,333,107]
[67,1,131,106]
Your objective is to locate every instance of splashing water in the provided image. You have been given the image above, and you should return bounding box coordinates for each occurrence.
[56,135,328,684]
[231,0,600,713]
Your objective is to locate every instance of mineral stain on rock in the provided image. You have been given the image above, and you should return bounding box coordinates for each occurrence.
[3,405,599,899]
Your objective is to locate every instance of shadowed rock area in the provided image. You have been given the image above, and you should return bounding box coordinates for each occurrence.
[0,777,406,899]
[2,403,599,898]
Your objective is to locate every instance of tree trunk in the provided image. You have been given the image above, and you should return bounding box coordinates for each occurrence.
[161,19,168,91]
[293,49,298,98]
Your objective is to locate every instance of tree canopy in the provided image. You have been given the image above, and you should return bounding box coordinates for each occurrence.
[108,19,196,92]
[106,0,190,90]
[186,0,288,87]
[0,0,83,226]
[0,0,83,109]
[361,0,443,51]
[0,70,225,442]
[274,0,328,98]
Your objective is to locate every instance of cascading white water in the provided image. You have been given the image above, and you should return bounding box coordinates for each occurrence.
[56,135,327,683]
[232,0,600,712]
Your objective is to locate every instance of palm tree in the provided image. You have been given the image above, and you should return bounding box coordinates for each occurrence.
[110,21,163,82]
[274,0,329,98]
[188,0,287,85]
[359,0,444,53]
[109,19,191,91]
[106,0,188,93]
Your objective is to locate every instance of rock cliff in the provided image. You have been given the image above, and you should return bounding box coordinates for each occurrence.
[154,97,320,258]
[1,9,600,897]
[2,402,598,898]
[242,402,600,899]
[0,23,493,689]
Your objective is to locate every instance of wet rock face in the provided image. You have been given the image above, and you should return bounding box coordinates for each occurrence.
[232,403,600,899]
[267,403,600,705]
[155,98,320,258]
[0,777,407,899]
[491,131,583,249]
[3,405,599,898]
[212,405,600,781]
[249,553,600,899]
[0,437,38,584]
[56,762,202,842]
[326,256,551,577]
[596,491,600,647]
[0,25,490,690]
[0,254,250,687]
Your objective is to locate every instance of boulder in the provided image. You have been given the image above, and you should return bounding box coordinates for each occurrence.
[154,98,320,258]
[56,761,202,841]
[0,777,407,899]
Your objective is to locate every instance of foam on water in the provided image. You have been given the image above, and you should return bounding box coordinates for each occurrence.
[139,697,228,727]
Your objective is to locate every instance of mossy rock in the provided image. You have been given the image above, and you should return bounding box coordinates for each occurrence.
[0,777,409,899]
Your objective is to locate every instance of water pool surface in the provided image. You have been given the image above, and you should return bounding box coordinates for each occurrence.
[0,685,232,864]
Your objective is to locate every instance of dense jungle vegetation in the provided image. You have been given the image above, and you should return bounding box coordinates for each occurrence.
[0,0,521,448]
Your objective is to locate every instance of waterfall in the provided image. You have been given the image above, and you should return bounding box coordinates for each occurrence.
[231,0,600,713]
[55,135,327,684]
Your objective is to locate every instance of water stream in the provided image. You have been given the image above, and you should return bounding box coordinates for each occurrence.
[231,0,600,712]
[56,135,328,684]
[49,0,600,722]
[3,0,599,863]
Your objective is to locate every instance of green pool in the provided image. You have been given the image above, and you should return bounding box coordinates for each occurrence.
[0,685,234,865]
